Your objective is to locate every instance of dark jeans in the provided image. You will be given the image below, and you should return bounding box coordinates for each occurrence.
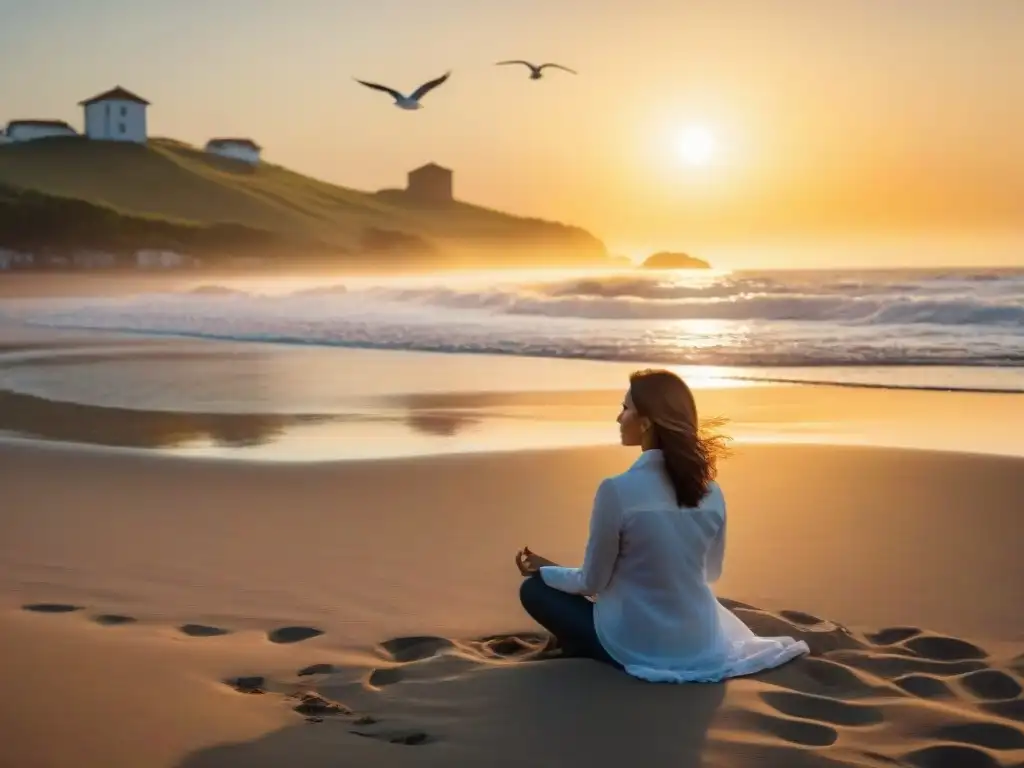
[519,574,623,669]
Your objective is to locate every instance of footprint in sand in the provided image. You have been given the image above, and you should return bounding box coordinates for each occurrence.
[290,692,352,717]
[930,721,1024,751]
[958,669,1023,701]
[22,603,82,614]
[475,633,556,660]
[368,667,405,688]
[379,635,454,663]
[297,663,337,677]
[893,673,954,699]
[226,676,266,695]
[902,743,1003,768]
[760,690,884,727]
[829,649,988,678]
[178,624,231,637]
[799,657,879,696]
[747,711,838,748]
[267,626,324,644]
[92,614,137,626]
[982,699,1024,723]
[865,626,922,645]
[366,632,560,689]
[351,728,434,746]
[904,635,989,662]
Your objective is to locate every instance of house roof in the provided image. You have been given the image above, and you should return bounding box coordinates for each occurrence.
[6,119,76,130]
[206,137,262,151]
[409,162,452,176]
[78,86,150,106]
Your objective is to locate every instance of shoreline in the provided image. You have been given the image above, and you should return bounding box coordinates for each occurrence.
[3,318,1023,395]
[1,328,1022,461]
[18,326,1024,393]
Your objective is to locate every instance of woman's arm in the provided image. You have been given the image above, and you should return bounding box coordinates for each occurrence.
[538,478,622,596]
[704,503,727,583]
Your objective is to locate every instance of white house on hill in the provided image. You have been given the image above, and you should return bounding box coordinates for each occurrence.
[2,87,271,167]
[79,86,149,143]
[3,119,78,142]
[204,137,261,165]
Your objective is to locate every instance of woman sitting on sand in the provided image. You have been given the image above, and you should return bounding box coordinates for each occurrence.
[515,368,810,682]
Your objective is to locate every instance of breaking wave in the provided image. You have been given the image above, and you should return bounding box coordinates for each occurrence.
[180,269,1024,326]
[3,267,1023,370]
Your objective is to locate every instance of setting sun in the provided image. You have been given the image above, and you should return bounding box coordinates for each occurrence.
[675,125,718,167]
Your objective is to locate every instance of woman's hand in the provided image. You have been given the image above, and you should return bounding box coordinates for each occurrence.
[515,546,558,576]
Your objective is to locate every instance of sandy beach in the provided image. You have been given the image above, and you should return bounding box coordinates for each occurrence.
[1,328,1023,768]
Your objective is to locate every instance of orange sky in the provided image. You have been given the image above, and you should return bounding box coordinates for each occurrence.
[2,0,1022,267]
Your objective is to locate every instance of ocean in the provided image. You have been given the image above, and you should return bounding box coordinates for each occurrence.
[2,266,1023,393]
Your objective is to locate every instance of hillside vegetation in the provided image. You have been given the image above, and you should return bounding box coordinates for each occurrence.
[0,137,606,267]
[0,183,314,262]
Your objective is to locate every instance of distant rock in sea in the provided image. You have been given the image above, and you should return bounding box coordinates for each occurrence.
[640,251,711,270]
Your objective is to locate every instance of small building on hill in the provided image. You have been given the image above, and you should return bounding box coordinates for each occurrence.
[205,137,261,165]
[406,162,453,204]
[3,119,78,142]
[79,86,149,144]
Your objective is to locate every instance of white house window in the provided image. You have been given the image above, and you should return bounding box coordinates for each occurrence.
[119,123,126,134]
[120,106,127,117]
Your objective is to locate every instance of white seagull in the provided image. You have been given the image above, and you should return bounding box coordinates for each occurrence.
[353,71,451,110]
[495,60,577,80]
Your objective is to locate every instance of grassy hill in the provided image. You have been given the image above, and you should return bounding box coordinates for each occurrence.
[0,183,306,262]
[0,137,607,267]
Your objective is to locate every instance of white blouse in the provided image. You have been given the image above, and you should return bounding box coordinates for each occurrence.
[540,449,809,682]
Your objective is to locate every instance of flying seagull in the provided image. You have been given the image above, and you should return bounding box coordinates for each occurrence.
[353,71,451,110]
[495,60,577,80]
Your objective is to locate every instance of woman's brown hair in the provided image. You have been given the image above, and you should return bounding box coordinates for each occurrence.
[628,368,731,508]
